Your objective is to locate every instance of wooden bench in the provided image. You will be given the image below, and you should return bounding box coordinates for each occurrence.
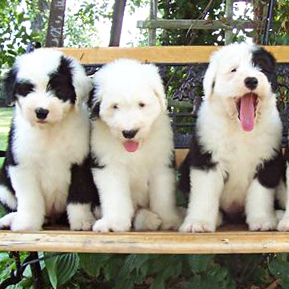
[1,45,289,255]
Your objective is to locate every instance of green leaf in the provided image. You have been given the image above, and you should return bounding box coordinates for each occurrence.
[79,253,112,277]
[149,274,166,289]
[187,255,213,273]
[269,258,289,288]
[45,255,58,289]
[185,276,221,289]
[45,253,79,289]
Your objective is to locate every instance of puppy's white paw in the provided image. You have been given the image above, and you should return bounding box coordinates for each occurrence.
[69,212,95,231]
[93,218,131,232]
[134,209,162,230]
[179,218,216,232]
[277,216,289,231]
[0,212,17,229]
[247,216,277,231]
[10,213,43,231]
[67,203,96,231]
[161,213,183,230]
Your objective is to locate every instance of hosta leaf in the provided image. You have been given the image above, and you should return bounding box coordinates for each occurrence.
[187,255,213,273]
[45,253,79,289]
[79,253,111,277]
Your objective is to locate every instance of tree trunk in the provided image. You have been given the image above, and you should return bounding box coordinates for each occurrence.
[109,0,127,47]
[45,0,67,47]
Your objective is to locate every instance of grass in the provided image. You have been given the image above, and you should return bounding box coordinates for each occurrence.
[0,107,13,216]
[0,107,13,152]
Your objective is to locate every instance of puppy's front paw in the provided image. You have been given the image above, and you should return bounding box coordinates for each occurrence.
[93,218,131,232]
[161,213,183,230]
[277,216,289,231]
[69,212,95,231]
[0,212,17,229]
[10,213,43,231]
[247,216,277,231]
[179,218,216,232]
[134,209,162,230]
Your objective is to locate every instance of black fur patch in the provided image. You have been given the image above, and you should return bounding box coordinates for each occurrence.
[4,68,18,103]
[47,56,76,103]
[14,81,35,97]
[5,121,17,167]
[90,152,105,169]
[67,155,100,205]
[255,149,285,189]
[89,85,100,119]
[178,133,217,193]
[252,47,277,93]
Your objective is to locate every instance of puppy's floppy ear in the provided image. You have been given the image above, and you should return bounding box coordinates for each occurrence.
[203,55,218,99]
[89,85,101,119]
[144,64,168,111]
[67,56,93,107]
[4,67,17,104]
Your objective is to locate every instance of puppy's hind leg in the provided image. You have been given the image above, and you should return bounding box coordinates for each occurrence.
[67,160,99,231]
[133,208,162,231]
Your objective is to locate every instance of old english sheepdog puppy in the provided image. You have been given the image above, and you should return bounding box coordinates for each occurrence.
[90,59,182,232]
[179,43,285,232]
[0,48,99,231]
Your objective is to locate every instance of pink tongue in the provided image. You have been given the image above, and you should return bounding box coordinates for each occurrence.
[240,94,255,132]
[123,140,139,152]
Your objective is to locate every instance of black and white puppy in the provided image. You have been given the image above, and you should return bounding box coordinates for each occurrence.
[0,48,99,231]
[179,43,284,232]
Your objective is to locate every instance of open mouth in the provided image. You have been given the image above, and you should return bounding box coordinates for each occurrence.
[236,93,258,132]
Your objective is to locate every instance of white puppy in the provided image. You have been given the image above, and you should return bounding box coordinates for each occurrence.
[179,43,284,232]
[90,58,182,232]
[0,48,99,231]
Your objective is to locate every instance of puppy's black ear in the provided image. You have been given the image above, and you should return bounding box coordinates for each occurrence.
[4,68,17,104]
[89,86,100,119]
[252,47,277,93]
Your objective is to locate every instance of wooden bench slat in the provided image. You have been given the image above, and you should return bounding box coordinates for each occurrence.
[1,227,289,254]
[58,46,289,64]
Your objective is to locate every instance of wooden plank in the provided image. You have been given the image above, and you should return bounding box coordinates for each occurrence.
[58,46,289,64]
[1,227,289,254]
[175,149,189,168]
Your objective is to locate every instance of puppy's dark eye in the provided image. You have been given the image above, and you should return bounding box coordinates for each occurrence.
[15,82,34,97]
[231,68,237,73]
[112,104,119,110]
[139,102,145,108]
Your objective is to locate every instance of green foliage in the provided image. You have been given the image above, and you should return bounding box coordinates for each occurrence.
[64,0,113,47]
[44,253,79,289]
[0,0,34,71]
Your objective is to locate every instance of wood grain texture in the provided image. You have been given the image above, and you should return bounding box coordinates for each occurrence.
[1,227,289,254]
[58,46,289,64]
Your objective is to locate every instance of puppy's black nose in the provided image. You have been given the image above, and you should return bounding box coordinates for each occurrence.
[122,129,138,139]
[244,77,258,90]
[35,108,49,120]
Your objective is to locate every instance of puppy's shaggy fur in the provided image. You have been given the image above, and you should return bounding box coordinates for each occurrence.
[0,48,99,231]
[90,59,182,232]
[179,43,284,232]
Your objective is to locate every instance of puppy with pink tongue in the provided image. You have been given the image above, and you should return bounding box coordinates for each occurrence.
[89,58,182,232]
[179,43,284,233]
